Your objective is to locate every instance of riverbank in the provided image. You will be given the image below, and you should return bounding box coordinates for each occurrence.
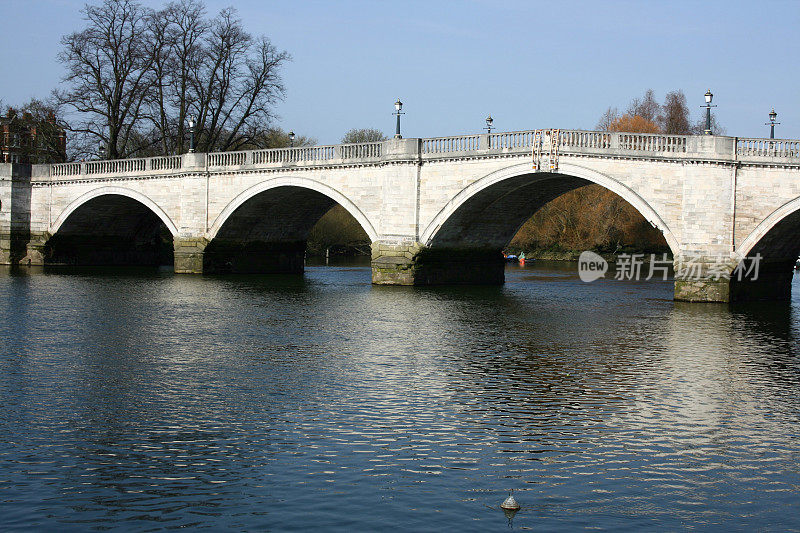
[507,245,672,262]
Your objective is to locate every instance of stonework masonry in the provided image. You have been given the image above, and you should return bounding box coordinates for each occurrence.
[1,130,799,302]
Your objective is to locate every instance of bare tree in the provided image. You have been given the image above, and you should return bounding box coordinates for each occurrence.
[55,0,155,159]
[690,114,726,136]
[189,7,290,152]
[596,107,619,131]
[56,0,290,158]
[341,128,387,144]
[659,90,691,134]
[626,89,660,123]
[146,0,208,154]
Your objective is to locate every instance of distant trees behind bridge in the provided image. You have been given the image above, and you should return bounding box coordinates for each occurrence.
[341,128,387,144]
[509,89,726,258]
[597,89,725,136]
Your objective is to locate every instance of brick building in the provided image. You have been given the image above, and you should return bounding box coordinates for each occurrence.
[1,108,66,164]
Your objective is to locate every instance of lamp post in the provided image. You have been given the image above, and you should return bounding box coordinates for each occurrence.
[701,89,716,135]
[188,115,196,153]
[98,143,106,160]
[766,109,780,139]
[484,115,494,134]
[393,99,404,139]
[289,130,295,147]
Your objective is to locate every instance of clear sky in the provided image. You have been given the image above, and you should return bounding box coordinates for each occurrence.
[2,0,798,144]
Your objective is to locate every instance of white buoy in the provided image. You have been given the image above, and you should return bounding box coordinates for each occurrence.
[500,493,520,510]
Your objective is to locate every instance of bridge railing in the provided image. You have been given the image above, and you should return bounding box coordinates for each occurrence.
[420,129,690,156]
[737,138,800,158]
[340,141,381,159]
[559,130,613,149]
[45,130,800,179]
[487,131,535,149]
[206,143,381,167]
[51,154,183,178]
[422,135,481,154]
[616,132,687,153]
[48,142,383,178]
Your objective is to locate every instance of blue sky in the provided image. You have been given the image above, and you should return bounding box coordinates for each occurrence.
[2,0,798,143]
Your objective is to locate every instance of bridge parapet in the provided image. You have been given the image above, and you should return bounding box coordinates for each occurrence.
[419,130,800,165]
[736,138,800,159]
[34,130,800,183]
[45,141,385,181]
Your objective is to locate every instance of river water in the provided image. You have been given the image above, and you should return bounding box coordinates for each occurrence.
[0,260,798,531]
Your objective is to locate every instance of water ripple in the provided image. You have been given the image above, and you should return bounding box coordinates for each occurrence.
[0,264,799,530]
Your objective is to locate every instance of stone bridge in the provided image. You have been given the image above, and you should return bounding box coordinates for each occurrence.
[2,129,800,302]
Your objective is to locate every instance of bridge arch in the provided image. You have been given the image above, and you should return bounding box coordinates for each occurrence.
[421,161,679,254]
[208,176,378,242]
[737,196,800,261]
[729,196,800,301]
[203,176,376,274]
[45,186,177,267]
[51,186,179,237]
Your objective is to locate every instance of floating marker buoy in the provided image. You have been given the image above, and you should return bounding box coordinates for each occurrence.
[500,493,520,510]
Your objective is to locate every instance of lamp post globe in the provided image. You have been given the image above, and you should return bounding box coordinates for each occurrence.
[766,109,780,139]
[485,115,494,134]
[289,130,295,147]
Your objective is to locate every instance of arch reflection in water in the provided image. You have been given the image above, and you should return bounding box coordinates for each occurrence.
[0,264,799,529]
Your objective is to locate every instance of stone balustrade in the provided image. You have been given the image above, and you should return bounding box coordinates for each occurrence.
[737,138,800,158]
[41,130,800,182]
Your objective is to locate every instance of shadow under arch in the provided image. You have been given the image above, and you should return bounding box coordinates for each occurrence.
[45,188,177,267]
[204,176,377,274]
[422,161,679,254]
[51,186,179,237]
[730,196,800,301]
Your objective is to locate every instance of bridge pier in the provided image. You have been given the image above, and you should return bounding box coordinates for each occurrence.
[674,279,731,303]
[0,163,35,265]
[673,256,795,303]
[672,256,730,302]
[173,237,208,274]
[1,230,46,266]
[22,232,48,266]
[0,231,13,264]
[371,242,505,285]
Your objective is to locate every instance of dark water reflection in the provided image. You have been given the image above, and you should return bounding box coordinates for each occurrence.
[0,261,798,531]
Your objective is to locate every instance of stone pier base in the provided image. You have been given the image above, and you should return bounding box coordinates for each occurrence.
[22,232,48,266]
[371,242,505,285]
[174,237,208,274]
[0,232,12,265]
[0,230,44,266]
[674,278,731,302]
[673,256,735,302]
[673,257,795,302]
